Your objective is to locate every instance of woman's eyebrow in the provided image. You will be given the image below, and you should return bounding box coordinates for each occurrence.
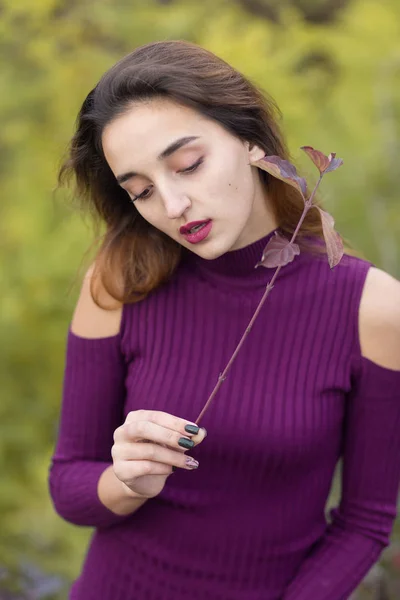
[116,136,200,185]
[158,135,200,160]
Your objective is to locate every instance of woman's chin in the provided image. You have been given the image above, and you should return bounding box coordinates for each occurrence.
[186,237,235,260]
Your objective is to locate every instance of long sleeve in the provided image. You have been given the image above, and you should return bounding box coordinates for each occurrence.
[48,329,130,528]
[283,354,400,600]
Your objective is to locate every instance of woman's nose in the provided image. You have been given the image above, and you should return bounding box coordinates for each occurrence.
[163,190,191,220]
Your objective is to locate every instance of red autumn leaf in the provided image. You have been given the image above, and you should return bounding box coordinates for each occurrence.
[255,232,300,269]
[301,146,343,174]
[252,155,307,200]
[317,208,344,269]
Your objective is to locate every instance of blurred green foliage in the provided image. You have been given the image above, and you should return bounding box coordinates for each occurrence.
[0,0,399,597]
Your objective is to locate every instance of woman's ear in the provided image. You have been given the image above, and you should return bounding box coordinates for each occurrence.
[247,142,265,164]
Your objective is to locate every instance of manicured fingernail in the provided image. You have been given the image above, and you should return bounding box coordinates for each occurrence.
[184,424,199,435]
[185,457,199,469]
[178,437,194,449]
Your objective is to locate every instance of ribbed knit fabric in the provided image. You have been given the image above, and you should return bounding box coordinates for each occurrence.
[49,228,400,600]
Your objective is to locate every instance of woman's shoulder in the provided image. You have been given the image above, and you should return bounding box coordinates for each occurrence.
[358,265,400,370]
[70,263,123,339]
[304,250,400,370]
[329,251,400,370]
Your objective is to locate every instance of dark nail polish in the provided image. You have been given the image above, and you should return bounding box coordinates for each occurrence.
[184,424,199,435]
[178,437,194,449]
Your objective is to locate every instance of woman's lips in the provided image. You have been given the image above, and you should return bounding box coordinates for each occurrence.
[180,220,212,244]
[179,220,210,235]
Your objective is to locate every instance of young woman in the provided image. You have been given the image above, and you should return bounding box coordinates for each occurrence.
[49,40,400,600]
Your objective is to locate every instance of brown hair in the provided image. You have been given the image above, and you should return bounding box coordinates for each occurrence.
[59,39,352,306]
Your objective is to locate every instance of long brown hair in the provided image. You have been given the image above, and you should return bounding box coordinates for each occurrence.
[59,39,352,305]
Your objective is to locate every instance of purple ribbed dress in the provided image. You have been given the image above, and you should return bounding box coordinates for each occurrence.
[49,228,400,600]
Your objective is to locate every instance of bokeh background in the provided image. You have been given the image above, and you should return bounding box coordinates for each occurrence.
[1,0,399,598]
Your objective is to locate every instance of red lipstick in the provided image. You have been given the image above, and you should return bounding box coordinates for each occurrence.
[179,219,212,244]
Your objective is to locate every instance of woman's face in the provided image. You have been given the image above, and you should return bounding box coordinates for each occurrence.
[102,98,277,259]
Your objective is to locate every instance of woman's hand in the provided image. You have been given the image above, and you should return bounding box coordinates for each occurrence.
[112,410,207,499]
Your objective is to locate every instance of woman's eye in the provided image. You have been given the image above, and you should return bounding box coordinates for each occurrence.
[130,158,203,203]
[179,158,204,174]
[132,187,152,202]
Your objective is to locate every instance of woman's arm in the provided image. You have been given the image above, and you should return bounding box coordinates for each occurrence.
[97,465,148,516]
[283,267,400,600]
[49,266,148,527]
